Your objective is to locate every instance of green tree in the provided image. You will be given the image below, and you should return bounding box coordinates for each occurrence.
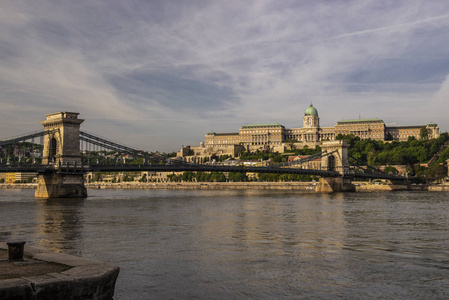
[427,164,447,182]
[384,166,399,175]
[420,126,429,140]
[139,173,147,183]
[285,138,297,151]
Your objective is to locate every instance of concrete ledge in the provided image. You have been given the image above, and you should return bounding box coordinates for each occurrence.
[428,184,449,191]
[0,242,119,300]
[85,181,318,190]
[355,184,410,191]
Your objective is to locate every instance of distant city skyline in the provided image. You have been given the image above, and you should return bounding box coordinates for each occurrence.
[1,1,449,152]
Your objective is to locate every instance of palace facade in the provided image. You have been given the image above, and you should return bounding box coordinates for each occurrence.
[178,104,440,162]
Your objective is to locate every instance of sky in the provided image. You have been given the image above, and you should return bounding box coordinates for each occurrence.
[1,0,449,152]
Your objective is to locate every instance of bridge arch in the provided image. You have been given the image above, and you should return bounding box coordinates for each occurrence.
[49,137,58,163]
[327,155,335,172]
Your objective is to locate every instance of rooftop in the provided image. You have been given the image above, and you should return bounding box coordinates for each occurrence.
[241,123,285,129]
[206,132,239,136]
[337,118,384,124]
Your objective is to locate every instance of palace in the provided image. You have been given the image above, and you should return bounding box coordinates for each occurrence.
[177,104,439,162]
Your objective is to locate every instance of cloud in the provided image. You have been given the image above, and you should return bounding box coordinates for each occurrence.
[1,0,449,151]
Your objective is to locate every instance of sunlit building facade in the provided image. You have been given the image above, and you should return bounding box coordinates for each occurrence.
[178,104,440,161]
[203,104,440,152]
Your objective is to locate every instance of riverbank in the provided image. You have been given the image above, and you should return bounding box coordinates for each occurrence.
[428,183,449,191]
[0,184,37,189]
[0,242,119,300]
[86,182,414,191]
[86,181,318,191]
[0,182,428,191]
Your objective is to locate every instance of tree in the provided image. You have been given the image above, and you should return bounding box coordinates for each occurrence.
[166,152,177,158]
[285,138,297,151]
[407,136,416,142]
[427,164,447,182]
[219,155,230,162]
[384,166,399,175]
[139,173,147,183]
[420,126,429,140]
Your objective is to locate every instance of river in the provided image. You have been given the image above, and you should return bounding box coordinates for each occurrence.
[0,189,448,299]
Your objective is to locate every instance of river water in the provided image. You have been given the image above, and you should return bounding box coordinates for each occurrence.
[0,189,448,299]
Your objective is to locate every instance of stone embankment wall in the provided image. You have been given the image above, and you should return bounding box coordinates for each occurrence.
[354,183,410,192]
[85,182,318,191]
[0,242,119,300]
[0,182,421,191]
[428,184,449,191]
[0,184,37,189]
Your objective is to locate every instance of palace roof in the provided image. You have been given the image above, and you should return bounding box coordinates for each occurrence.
[240,123,285,129]
[336,118,384,124]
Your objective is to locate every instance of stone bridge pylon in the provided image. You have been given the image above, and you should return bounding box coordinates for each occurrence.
[317,140,355,192]
[35,112,87,198]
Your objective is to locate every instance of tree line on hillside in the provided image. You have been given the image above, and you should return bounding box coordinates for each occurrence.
[336,133,449,179]
[237,145,322,163]
[166,171,318,182]
[0,142,43,165]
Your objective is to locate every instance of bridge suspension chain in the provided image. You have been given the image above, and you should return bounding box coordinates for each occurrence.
[348,155,386,175]
[0,129,59,146]
[79,131,139,154]
[271,150,338,168]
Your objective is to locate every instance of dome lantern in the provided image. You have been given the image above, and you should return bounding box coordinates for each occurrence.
[304,104,318,116]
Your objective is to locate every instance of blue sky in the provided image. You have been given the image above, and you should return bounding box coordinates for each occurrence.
[1,0,449,152]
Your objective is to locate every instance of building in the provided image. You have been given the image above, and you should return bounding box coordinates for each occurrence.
[15,172,37,183]
[5,173,16,183]
[288,156,321,170]
[177,104,440,161]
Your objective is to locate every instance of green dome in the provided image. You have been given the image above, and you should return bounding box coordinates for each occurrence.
[304,104,318,116]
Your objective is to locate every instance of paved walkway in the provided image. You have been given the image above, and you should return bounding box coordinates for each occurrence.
[0,248,68,280]
[0,243,119,300]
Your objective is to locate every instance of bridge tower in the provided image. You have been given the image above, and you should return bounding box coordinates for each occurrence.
[320,140,350,175]
[317,140,355,192]
[35,112,87,198]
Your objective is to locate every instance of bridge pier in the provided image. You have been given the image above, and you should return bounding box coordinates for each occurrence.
[35,112,87,199]
[35,173,87,198]
[316,177,355,192]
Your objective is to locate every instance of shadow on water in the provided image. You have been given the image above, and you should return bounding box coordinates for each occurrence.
[35,198,86,255]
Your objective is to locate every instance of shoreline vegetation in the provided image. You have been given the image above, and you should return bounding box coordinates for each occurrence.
[1,181,445,191]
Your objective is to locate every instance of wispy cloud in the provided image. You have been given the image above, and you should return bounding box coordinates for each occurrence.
[1,0,449,150]
[333,13,449,39]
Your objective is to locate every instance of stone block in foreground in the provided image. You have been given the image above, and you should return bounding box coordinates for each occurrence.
[0,242,119,300]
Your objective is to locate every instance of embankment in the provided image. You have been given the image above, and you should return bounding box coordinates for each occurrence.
[0,242,119,300]
[428,184,449,191]
[85,182,318,191]
[0,182,428,191]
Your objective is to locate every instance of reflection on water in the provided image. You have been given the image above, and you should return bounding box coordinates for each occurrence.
[35,198,85,254]
[0,189,449,299]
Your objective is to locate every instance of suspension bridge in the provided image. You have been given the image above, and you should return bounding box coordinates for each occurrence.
[0,112,407,198]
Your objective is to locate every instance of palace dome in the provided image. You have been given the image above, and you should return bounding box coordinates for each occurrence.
[304,104,318,116]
